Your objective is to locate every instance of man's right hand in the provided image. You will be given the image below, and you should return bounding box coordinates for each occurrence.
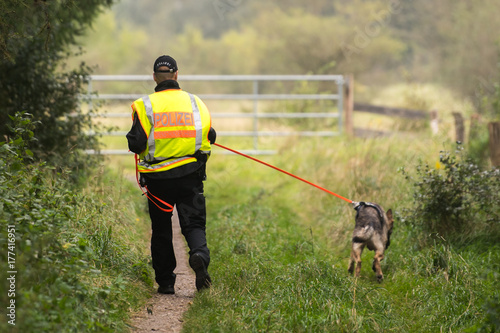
[208,127,216,144]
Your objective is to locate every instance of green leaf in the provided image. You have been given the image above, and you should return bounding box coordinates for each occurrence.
[10,161,22,172]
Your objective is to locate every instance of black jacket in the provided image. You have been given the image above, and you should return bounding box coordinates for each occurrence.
[126,80,216,180]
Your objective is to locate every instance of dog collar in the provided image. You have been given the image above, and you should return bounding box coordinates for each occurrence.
[353,201,385,220]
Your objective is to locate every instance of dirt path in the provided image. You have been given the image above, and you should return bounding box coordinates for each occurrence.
[129,208,196,333]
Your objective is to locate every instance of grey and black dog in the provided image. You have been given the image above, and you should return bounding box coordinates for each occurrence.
[348,202,394,282]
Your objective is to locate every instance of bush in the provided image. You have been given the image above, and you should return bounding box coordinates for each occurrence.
[0,113,153,332]
[0,43,104,178]
[0,0,113,176]
[477,297,500,332]
[401,145,500,245]
[468,118,491,168]
[469,79,500,167]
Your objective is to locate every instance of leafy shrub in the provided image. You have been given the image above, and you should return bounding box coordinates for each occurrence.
[0,43,104,178]
[470,78,500,167]
[0,113,153,332]
[476,81,500,120]
[0,0,113,176]
[483,298,500,332]
[468,118,491,167]
[401,145,500,244]
[469,297,500,333]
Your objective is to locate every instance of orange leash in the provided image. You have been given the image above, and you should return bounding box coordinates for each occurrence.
[214,143,353,204]
[135,154,174,212]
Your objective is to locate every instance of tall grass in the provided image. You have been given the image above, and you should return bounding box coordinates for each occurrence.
[179,135,498,332]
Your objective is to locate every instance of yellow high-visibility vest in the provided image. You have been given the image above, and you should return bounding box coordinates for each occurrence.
[131,89,212,173]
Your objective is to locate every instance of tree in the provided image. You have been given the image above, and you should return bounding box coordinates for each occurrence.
[0,0,113,172]
[390,0,500,102]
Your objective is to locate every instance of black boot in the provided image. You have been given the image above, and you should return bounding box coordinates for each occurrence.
[189,253,211,291]
[157,285,175,294]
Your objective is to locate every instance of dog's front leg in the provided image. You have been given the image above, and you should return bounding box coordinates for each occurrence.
[372,251,384,282]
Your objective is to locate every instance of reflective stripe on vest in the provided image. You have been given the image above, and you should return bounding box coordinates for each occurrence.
[154,130,196,139]
[138,156,195,172]
[189,93,203,151]
[143,96,155,161]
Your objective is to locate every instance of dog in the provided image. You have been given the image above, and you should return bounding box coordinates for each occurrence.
[348,202,393,282]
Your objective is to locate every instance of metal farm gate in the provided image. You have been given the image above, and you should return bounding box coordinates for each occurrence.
[86,74,345,155]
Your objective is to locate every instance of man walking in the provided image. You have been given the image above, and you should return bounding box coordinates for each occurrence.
[126,55,215,294]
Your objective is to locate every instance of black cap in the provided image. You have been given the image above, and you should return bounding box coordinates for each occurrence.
[153,55,178,73]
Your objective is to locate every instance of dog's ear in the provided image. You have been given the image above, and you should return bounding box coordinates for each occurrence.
[386,209,393,221]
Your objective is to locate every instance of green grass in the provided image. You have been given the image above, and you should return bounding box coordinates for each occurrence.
[174,135,499,332]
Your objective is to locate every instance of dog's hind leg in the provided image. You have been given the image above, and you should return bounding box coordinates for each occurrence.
[348,242,364,277]
[372,251,384,282]
[347,254,355,275]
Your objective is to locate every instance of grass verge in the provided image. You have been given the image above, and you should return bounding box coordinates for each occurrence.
[0,147,154,332]
[180,135,499,332]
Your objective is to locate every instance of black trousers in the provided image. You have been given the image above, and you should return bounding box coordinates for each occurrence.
[146,173,210,287]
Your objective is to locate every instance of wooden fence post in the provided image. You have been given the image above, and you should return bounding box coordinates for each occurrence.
[343,74,354,137]
[488,121,500,167]
[430,110,439,135]
[452,112,465,143]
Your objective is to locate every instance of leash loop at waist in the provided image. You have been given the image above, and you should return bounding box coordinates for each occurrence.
[135,154,174,213]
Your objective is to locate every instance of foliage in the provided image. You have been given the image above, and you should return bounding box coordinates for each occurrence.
[467,78,500,166]
[0,0,113,62]
[489,83,500,119]
[477,81,500,120]
[79,0,407,79]
[387,0,500,98]
[468,117,491,168]
[68,10,149,75]
[0,113,153,332]
[1,112,38,164]
[77,0,500,105]
[468,297,500,333]
[401,145,500,245]
[0,46,101,177]
[0,0,113,173]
